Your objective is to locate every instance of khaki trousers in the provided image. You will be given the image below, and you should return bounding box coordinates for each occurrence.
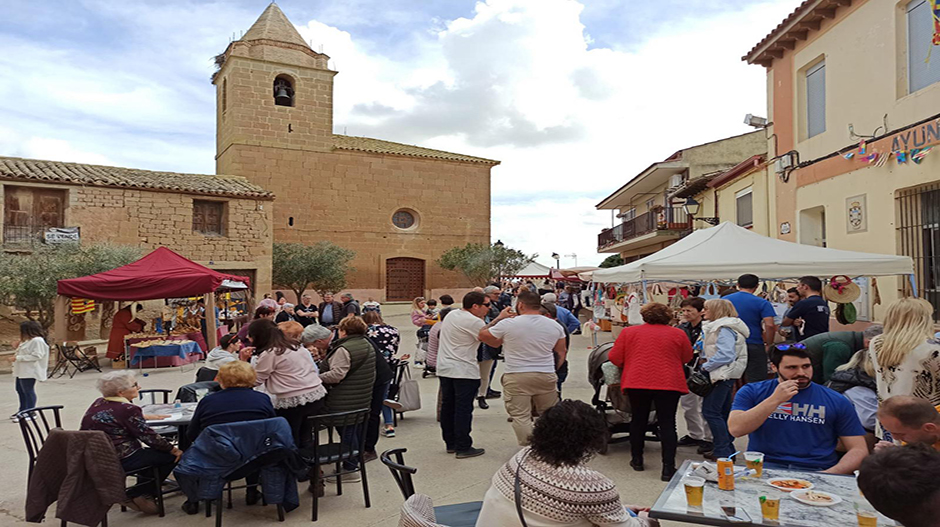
[502,372,558,446]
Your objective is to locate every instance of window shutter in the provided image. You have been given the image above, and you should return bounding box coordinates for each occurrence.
[909,1,940,93]
[193,202,207,233]
[736,192,754,227]
[207,202,223,234]
[806,61,826,138]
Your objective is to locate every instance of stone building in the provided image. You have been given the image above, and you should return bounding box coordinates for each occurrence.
[0,157,275,293]
[214,4,499,301]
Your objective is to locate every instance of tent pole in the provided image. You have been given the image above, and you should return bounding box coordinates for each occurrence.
[205,292,218,350]
[641,280,649,304]
[54,295,69,346]
[909,274,919,298]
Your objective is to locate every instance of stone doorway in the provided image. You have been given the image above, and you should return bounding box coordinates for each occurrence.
[386,257,425,301]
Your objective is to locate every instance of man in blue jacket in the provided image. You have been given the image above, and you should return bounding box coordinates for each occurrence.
[541,293,581,333]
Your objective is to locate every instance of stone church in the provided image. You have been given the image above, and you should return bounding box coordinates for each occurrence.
[214,3,498,301]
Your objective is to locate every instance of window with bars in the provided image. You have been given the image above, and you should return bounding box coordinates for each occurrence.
[908,0,940,94]
[736,188,754,228]
[806,61,826,138]
[193,200,225,236]
[3,186,66,245]
[897,184,940,320]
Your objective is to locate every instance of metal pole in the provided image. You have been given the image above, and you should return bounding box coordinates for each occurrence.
[909,274,919,298]
[641,279,649,304]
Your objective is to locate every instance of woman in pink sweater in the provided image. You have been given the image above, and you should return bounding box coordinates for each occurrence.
[250,319,326,447]
[608,302,692,482]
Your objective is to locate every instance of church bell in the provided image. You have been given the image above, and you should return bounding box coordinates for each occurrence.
[275,87,292,105]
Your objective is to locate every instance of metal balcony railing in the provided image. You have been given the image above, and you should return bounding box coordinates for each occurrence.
[597,207,691,250]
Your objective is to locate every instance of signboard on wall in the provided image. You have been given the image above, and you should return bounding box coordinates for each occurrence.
[846,194,867,234]
[44,227,80,244]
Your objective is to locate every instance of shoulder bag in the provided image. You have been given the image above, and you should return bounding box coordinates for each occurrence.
[687,366,714,397]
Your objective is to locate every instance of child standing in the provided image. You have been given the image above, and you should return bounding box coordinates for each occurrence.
[12,321,49,422]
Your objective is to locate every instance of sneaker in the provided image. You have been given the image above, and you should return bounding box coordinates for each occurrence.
[10,415,19,424]
[341,472,361,483]
[696,441,715,454]
[363,451,378,463]
[382,426,396,437]
[677,435,700,447]
[384,399,403,411]
[455,447,485,459]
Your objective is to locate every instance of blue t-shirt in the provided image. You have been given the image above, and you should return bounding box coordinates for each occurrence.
[725,291,775,346]
[731,379,865,470]
[786,295,831,341]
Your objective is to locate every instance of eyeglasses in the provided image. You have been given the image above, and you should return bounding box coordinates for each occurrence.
[132,382,140,389]
[482,302,492,307]
[775,343,806,351]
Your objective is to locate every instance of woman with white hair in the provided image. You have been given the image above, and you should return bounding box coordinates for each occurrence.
[80,371,182,514]
[869,298,940,408]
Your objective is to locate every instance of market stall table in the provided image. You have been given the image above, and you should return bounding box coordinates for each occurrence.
[129,340,202,369]
[650,460,897,526]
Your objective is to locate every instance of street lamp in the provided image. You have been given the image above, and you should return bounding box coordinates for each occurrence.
[551,252,560,269]
[565,253,578,267]
[683,197,719,226]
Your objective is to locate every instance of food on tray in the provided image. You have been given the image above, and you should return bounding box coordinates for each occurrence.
[131,339,193,348]
[800,491,833,503]
[768,478,813,490]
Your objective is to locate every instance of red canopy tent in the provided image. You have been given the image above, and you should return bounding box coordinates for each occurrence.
[55,247,251,349]
[58,247,249,300]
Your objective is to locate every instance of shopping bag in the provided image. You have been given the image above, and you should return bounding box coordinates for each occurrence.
[414,339,427,363]
[699,283,720,300]
[649,283,668,304]
[397,367,422,412]
[626,293,644,326]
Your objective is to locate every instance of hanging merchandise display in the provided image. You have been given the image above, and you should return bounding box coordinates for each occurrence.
[871,277,882,306]
[835,303,858,325]
[626,291,644,326]
[823,275,862,304]
[699,283,720,300]
[649,283,668,304]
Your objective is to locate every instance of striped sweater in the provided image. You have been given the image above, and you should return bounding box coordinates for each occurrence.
[475,448,650,526]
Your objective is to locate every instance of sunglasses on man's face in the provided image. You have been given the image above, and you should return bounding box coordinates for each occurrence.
[482,302,492,307]
[776,343,806,351]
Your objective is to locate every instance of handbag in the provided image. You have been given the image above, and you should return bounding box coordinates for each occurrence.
[699,283,720,300]
[626,293,644,326]
[396,366,422,412]
[687,367,714,397]
[649,283,668,304]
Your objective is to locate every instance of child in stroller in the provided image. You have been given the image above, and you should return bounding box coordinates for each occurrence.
[587,341,659,449]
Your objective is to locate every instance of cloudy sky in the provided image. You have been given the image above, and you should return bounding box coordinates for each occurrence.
[0,0,800,268]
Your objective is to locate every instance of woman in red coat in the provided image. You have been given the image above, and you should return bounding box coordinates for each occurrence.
[107,304,146,360]
[608,302,692,482]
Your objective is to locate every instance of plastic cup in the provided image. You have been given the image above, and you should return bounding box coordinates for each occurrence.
[744,451,764,478]
[856,510,878,527]
[760,495,780,521]
[683,476,705,508]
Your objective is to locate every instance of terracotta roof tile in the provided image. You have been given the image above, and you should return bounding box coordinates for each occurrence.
[332,135,500,165]
[743,0,816,63]
[0,156,274,199]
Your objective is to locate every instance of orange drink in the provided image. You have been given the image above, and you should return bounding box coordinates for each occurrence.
[717,458,735,490]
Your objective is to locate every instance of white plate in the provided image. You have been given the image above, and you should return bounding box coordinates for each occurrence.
[767,478,814,492]
[790,490,843,507]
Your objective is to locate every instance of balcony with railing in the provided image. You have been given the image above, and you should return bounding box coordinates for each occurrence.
[597,206,691,252]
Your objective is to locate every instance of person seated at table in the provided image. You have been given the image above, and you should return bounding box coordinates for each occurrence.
[857,444,940,527]
[728,343,868,473]
[826,349,878,450]
[875,395,940,451]
[275,303,297,324]
[181,361,276,513]
[205,333,240,370]
[475,400,657,527]
[80,371,182,515]
[277,320,305,343]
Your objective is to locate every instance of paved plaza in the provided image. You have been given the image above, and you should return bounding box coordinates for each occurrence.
[0,308,711,526]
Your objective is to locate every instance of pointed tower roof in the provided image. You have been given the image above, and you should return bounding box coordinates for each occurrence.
[242,2,309,48]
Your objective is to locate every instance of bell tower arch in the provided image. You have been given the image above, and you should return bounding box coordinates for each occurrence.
[213,3,337,176]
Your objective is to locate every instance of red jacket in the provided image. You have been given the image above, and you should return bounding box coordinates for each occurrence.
[608,324,693,393]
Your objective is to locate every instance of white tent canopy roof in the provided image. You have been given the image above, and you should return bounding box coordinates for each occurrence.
[512,261,552,278]
[592,222,913,283]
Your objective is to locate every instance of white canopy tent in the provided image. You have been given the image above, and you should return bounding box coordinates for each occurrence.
[592,222,914,283]
[511,261,553,278]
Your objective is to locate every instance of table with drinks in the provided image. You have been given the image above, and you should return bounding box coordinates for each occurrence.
[650,455,896,526]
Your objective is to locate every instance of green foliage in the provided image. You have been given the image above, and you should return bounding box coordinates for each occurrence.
[437,242,535,285]
[599,254,624,268]
[0,243,142,328]
[272,242,356,300]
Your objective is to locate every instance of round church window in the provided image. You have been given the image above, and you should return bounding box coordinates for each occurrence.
[392,210,416,229]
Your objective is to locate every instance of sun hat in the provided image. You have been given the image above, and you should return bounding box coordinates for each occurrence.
[823,275,861,304]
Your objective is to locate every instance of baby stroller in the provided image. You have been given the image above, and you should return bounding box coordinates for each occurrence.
[587,342,660,451]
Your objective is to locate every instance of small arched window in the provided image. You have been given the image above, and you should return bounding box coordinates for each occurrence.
[273,75,294,107]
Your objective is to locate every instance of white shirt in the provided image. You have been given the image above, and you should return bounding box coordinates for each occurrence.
[489,315,564,374]
[14,337,49,381]
[437,309,485,379]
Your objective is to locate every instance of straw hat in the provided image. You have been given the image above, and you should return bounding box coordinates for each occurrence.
[823,276,861,304]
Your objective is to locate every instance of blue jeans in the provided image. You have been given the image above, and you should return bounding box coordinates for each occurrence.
[381,383,394,426]
[15,378,37,413]
[702,379,735,458]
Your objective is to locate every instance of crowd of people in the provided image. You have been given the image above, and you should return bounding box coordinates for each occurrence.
[14,274,940,527]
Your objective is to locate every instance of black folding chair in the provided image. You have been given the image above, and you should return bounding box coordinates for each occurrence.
[380,448,482,527]
[138,389,172,405]
[49,343,102,379]
[195,367,219,383]
[303,408,371,521]
[204,449,287,527]
[17,405,64,484]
